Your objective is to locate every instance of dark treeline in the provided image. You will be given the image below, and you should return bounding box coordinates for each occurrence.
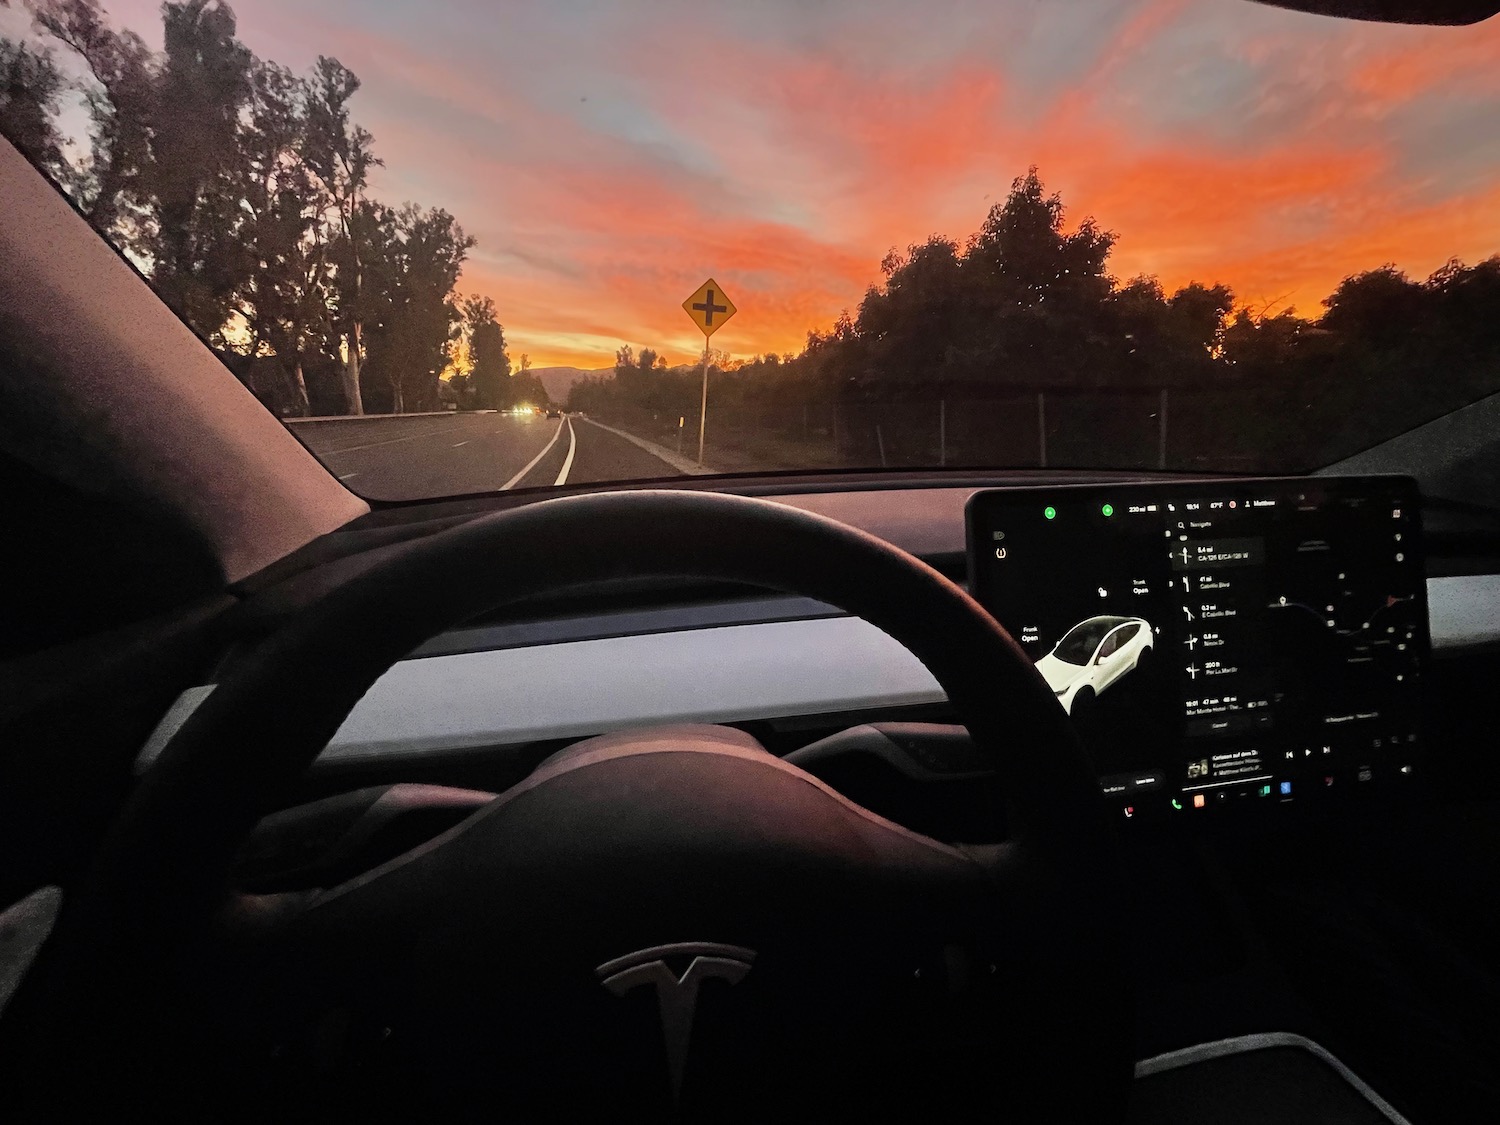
[0,0,546,416]
[571,169,1500,471]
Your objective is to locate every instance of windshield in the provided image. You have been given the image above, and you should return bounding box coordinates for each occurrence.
[1052,617,1127,666]
[3,1,1498,500]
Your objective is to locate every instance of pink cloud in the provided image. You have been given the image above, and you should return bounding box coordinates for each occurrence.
[96,0,1500,368]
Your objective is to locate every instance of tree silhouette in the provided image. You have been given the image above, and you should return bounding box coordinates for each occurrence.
[149,0,254,337]
[232,60,331,414]
[354,203,473,413]
[0,39,68,174]
[462,294,511,409]
[27,0,156,236]
[570,168,1500,474]
[1321,265,1426,350]
[8,0,486,419]
[305,56,380,415]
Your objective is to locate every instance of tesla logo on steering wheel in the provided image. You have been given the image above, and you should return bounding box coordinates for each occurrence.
[596,942,756,1100]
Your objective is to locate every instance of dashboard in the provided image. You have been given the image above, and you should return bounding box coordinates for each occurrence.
[141,475,1488,834]
[966,477,1428,822]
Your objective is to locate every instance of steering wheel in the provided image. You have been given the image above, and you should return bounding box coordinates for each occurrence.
[6,490,1132,1121]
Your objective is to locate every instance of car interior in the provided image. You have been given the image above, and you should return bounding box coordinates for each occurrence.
[4,0,1500,1121]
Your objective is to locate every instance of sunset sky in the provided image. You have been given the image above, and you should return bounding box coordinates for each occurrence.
[12,0,1500,368]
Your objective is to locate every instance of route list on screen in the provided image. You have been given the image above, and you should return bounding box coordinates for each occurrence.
[966,477,1428,822]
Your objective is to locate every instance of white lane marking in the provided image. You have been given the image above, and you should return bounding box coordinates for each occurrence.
[453,441,468,447]
[553,416,577,486]
[337,472,360,480]
[501,416,567,489]
[320,421,472,455]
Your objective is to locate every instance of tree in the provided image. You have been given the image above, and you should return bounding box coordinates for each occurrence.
[957,167,1117,386]
[854,235,962,388]
[0,38,68,175]
[461,294,510,409]
[15,0,479,419]
[32,0,257,335]
[29,0,157,239]
[1320,265,1426,348]
[966,168,1115,302]
[230,60,335,414]
[356,203,474,413]
[1222,307,1313,375]
[826,169,1122,394]
[1167,283,1235,355]
[508,370,548,409]
[147,0,254,336]
[1427,256,1500,356]
[306,56,380,414]
[1108,275,1171,378]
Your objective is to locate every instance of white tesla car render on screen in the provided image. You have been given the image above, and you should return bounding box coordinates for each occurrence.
[1035,615,1154,715]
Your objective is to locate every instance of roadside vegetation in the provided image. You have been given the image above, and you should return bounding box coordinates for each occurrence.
[0,0,545,417]
[571,169,1500,471]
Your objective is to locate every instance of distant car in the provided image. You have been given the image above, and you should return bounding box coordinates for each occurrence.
[546,407,562,419]
[1035,615,1153,715]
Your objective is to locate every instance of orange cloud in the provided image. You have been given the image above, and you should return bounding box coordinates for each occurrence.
[372,103,878,367]
[293,4,1500,368]
[1346,17,1500,108]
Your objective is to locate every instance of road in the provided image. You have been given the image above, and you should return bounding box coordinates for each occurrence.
[293,411,692,500]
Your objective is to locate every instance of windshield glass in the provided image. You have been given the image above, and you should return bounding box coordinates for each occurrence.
[1052,617,1126,666]
[3,1,1498,499]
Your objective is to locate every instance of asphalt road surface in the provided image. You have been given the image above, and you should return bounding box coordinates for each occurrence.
[293,412,689,500]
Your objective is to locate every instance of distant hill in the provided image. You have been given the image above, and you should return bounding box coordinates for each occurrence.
[531,366,612,404]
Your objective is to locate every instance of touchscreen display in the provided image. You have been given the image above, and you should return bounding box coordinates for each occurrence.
[966,477,1427,820]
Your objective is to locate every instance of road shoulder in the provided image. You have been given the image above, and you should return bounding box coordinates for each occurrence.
[574,416,718,475]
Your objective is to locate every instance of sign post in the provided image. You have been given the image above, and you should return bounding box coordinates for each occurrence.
[681,278,736,466]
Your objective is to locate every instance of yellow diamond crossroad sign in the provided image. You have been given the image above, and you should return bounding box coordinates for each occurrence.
[682,278,736,337]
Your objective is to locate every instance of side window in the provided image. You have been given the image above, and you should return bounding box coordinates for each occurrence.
[1097,632,1122,660]
[1116,623,1140,644]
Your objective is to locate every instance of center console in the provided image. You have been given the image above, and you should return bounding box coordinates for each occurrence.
[965,477,1428,821]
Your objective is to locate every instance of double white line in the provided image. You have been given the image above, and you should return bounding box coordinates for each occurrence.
[501,415,576,490]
